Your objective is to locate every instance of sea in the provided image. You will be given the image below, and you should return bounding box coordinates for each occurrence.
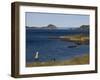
[26,28,89,63]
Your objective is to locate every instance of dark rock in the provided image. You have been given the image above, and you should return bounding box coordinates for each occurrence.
[42,24,57,29]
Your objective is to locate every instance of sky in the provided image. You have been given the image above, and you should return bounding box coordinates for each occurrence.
[25,12,89,28]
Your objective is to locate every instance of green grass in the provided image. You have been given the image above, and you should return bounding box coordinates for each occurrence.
[26,54,89,67]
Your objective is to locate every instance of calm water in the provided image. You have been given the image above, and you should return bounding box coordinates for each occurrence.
[26,28,89,63]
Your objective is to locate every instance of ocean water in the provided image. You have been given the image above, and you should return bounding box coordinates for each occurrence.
[26,28,89,63]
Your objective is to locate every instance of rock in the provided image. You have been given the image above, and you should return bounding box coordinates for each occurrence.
[42,24,57,29]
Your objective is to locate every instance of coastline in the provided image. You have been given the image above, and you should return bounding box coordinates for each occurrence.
[49,34,89,45]
[26,54,89,67]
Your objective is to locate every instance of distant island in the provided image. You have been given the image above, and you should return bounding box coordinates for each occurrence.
[26,24,57,29]
[26,24,89,30]
[42,24,57,29]
[76,25,89,30]
[67,25,89,30]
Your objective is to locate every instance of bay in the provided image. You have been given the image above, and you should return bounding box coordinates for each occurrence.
[26,28,89,63]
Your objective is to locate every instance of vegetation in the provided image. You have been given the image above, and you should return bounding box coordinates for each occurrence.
[26,54,89,67]
[58,34,89,45]
[80,25,89,30]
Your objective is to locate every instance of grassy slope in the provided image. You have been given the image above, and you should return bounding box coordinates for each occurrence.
[26,54,89,67]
